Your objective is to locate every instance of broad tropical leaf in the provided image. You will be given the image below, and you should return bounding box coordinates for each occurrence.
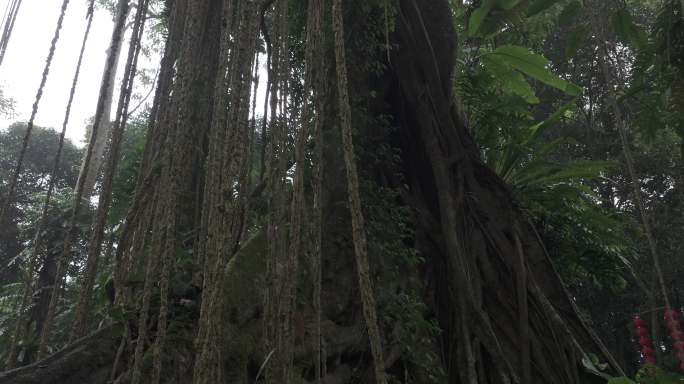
[526,0,560,17]
[612,8,648,49]
[468,0,495,36]
[486,45,582,95]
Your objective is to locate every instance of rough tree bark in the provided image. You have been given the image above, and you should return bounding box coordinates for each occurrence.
[7,1,624,383]
[36,0,131,359]
[332,0,387,382]
[384,0,622,382]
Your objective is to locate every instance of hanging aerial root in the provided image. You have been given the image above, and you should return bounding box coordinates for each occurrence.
[0,0,70,224]
[332,0,387,383]
[0,0,22,66]
[70,0,150,343]
[3,1,96,370]
[310,2,328,380]
[37,0,131,359]
[263,0,286,381]
[280,0,323,381]
[194,0,262,382]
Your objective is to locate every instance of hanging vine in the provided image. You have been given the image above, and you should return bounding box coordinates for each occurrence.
[36,0,131,359]
[70,0,150,343]
[310,1,327,380]
[332,0,387,382]
[0,0,70,224]
[3,0,95,369]
[0,0,22,66]
[281,0,322,380]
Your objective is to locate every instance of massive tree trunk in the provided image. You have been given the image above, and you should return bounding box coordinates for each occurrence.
[383,1,620,382]
[3,0,622,383]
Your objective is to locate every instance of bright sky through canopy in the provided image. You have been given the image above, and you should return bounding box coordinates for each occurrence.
[0,0,114,145]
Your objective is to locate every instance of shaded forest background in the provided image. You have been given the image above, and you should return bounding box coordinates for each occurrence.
[0,0,683,383]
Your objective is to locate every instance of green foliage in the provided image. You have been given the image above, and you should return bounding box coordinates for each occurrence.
[0,87,15,117]
[482,52,541,103]
[564,26,589,58]
[458,5,636,295]
[558,0,583,26]
[109,119,147,225]
[608,365,684,384]
[356,98,444,382]
[468,0,496,36]
[366,181,446,383]
[610,378,638,384]
[634,366,684,383]
[612,8,648,49]
[459,0,684,376]
[526,0,561,17]
[0,123,83,283]
[484,45,581,95]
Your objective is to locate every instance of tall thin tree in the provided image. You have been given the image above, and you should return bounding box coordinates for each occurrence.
[331,0,387,383]
[75,2,132,200]
[70,0,150,342]
[282,0,322,380]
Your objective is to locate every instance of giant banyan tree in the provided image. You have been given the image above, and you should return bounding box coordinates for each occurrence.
[0,0,625,383]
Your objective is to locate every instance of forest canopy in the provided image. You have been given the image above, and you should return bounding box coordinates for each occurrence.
[0,0,683,383]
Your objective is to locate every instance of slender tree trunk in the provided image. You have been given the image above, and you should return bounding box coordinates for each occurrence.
[70,0,148,342]
[37,0,131,359]
[332,1,387,383]
[75,2,131,199]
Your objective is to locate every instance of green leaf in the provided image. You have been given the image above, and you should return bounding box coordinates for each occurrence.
[483,55,539,103]
[495,0,520,10]
[558,0,583,27]
[513,160,614,189]
[468,0,495,36]
[487,45,582,96]
[526,0,559,17]
[607,378,636,384]
[501,71,540,103]
[490,102,573,180]
[582,356,614,380]
[611,9,648,48]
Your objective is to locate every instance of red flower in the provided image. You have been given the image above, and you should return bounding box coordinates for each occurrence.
[641,346,655,356]
[666,318,680,331]
[665,309,678,320]
[634,316,646,327]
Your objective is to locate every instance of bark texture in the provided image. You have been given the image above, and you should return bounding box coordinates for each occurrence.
[4,1,625,383]
[36,0,131,359]
[332,0,387,383]
[384,0,622,382]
